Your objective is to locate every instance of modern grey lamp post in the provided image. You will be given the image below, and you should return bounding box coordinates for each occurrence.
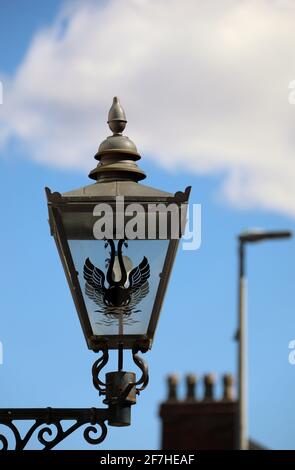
[237,229,292,450]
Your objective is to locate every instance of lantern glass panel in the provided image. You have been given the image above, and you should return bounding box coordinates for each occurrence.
[68,239,169,337]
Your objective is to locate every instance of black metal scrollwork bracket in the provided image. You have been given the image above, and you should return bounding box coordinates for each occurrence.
[0,407,108,450]
[0,343,150,450]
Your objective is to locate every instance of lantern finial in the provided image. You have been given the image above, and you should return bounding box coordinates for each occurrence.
[108,97,127,134]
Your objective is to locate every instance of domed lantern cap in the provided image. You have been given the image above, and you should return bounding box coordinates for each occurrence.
[90,97,144,182]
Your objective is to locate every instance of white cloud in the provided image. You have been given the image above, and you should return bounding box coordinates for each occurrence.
[1,0,295,216]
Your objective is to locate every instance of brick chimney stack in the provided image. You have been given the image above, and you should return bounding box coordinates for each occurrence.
[159,373,237,450]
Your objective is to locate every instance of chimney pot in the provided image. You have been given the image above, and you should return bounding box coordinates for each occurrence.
[185,374,197,401]
[203,373,216,401]
[222,374,234,401]
[167,374,179,401]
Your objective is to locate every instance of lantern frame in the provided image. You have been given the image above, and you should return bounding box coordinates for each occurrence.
[46,183,190,351]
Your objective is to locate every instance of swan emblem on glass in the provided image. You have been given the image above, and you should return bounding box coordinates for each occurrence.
[83,240,150,322]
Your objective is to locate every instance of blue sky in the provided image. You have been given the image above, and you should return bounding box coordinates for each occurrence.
[0,0,295,450]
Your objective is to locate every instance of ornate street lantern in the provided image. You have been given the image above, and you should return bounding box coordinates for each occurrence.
[0,98,191,450]
[46,97,190,355]
[45,97,190,428]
